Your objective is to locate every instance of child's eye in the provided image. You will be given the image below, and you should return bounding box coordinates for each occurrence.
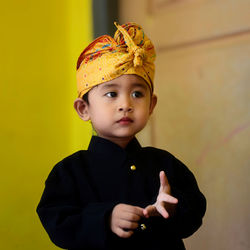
[105,92,117,98]
[132,91,143,98]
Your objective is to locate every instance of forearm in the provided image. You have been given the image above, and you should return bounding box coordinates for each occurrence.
[37,201,117,249]
[167,188,206,238]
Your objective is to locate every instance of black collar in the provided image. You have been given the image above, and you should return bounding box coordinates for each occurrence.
[87,136,142,163]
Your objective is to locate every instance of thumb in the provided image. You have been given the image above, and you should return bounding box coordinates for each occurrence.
[143,205,159,218]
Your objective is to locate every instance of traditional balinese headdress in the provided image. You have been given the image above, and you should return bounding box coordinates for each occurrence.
[76,22,156,97]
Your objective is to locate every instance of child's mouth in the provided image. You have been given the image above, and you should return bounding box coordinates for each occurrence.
[117,117,133,125]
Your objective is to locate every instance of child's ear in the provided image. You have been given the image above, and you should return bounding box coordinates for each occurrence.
[149,94,157,115]
[74,98,90,121]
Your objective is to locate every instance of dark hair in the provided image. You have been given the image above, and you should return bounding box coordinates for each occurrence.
[82,92,89,104]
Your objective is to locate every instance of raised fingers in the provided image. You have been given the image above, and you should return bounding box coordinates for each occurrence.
[157,192,178,204]
[159,171,171,193]
[157,204,169,219]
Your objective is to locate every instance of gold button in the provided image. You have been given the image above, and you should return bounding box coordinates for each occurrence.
[130,165,136,171]
[140,223,147,230]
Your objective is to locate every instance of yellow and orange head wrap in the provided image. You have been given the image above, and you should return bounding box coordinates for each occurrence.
[76,22,156,98]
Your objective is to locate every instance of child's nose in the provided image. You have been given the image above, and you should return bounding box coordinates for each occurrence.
[118,96,133,112]
[119,106,133,112]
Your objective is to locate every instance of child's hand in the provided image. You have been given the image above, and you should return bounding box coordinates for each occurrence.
[143,171,178,219]
[110,204,144,238]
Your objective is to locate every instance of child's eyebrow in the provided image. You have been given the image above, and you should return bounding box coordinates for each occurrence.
[101,83,120,89]
[131,83,148,90]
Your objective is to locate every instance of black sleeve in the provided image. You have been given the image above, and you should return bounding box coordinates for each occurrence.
[144,155,206,239]
[166,157,207,238]
[36,161,116,249]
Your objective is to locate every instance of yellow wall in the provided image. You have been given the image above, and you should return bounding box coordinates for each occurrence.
[0,1,92,249]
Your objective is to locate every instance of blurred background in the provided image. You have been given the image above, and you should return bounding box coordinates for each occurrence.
[0,0,249,249]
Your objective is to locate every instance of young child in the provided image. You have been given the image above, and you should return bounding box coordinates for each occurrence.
[37,22,206,250]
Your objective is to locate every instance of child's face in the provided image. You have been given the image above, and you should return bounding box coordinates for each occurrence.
[74,74,157,147]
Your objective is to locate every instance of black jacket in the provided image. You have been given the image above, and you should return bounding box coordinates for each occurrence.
[37,136,206,250]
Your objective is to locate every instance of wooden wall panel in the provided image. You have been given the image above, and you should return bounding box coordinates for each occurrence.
[155,33,250,249]
[148,0,250,49]
[119,0,250,249]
